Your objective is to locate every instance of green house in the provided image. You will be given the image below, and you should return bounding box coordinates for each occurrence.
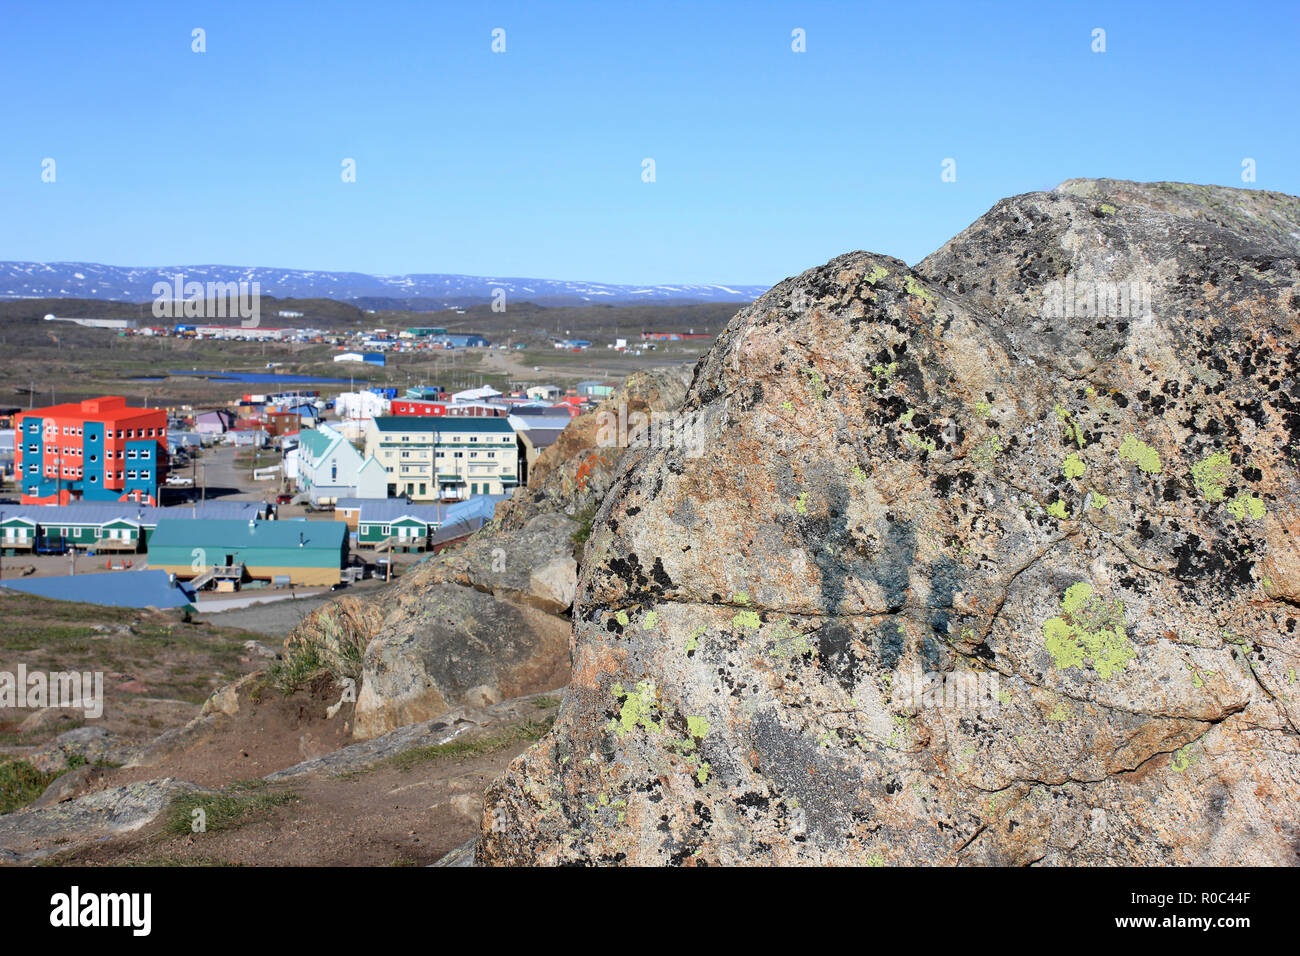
[0,515,37,551]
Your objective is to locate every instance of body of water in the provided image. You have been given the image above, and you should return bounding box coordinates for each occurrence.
[143,370,370,385]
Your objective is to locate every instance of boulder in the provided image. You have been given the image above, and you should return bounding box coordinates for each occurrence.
[0,778,209,863]
[478,180,1300,865]
[28,726,139,773]
[354,583,570,739]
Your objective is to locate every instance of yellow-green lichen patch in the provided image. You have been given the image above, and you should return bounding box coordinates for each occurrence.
[973,400,992,418]
[686,715,711,738]
[1046,703,1071,722]
[1062,453,1086,480]
[904,275,935,303]
[903,432,936,453]
[1091,493,1109,510]
[1184,660,1216,689]
[870,361,898,394]
[1226,494,1265,522]
[1170,744,1197,773]
[642,610,659,630]
[1042,581,1135,680]
[733,591,750,605]
[765,617,812,657]
[1047,500,1070,520]
[852,465,868,485]
[795,492,809,515]
[732,609,762,631]
[865,266,889,285]
[886,714,911,749]
[972,432,1003,469]
[1118,434,1162,474]
[803,366,828,402]
[865,852,885,867]
[1099,202,1117,215]
[615,610,630,627]
[685,625,705,653]
[609,680,663,737]
[1191,451,1232,502]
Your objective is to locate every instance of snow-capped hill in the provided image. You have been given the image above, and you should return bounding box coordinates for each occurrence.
[0,262,767,305]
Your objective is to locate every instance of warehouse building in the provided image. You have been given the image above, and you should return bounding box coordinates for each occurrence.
[148,518,348,588]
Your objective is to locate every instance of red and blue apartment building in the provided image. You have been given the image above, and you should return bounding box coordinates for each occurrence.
[15,396,168,505]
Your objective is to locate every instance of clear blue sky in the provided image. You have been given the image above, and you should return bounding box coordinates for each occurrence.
[2,1,1296,288]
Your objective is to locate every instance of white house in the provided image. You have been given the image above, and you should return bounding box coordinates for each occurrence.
[295,423,386,506]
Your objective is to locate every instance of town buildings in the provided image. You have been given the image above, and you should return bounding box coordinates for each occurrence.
[14,396,168,505]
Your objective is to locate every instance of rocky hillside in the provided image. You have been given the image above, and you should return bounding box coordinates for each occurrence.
[476,180,1300,865]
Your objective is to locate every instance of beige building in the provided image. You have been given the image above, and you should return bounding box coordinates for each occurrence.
[365,415,519,501]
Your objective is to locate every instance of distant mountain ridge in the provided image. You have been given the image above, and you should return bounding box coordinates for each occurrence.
[0,261,767,307]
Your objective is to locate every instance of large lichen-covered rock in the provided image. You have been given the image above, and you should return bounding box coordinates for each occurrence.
[478,180,1300,865]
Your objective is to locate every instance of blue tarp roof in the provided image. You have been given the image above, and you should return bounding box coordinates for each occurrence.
[2,569,196,609]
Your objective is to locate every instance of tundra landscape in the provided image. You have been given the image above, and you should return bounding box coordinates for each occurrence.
[1,1,1294,942]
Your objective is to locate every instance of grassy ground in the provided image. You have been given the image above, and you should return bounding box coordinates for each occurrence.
[0,758,60,813]
[0,592,269,749]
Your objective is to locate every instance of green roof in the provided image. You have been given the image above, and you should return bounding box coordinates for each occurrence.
[298,428,337,458]
[372,416,514,434]
[150,518,346,551]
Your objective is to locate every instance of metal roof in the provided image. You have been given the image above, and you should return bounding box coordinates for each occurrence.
[150,518,347,550]
[372,416,515,434]
[0,500,267,526]
[1,569,196,609]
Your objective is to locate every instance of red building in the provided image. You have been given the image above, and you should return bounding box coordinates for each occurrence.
[389,399,448,416]
[15,396,168,505]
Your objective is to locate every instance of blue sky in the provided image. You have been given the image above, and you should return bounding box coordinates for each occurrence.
[2,1,1296,288]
